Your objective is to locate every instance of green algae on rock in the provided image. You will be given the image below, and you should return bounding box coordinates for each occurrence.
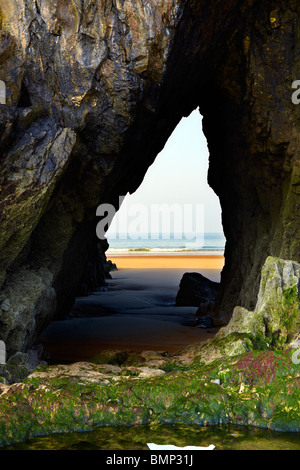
[0,363,29,385]
[0,349,299,447]
[0,257,299,446]
[178,257,300,365]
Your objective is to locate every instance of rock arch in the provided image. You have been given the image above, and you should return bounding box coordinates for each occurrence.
[0,0,299,355]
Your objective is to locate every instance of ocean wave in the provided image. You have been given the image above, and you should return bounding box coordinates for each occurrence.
[106,247,224,254]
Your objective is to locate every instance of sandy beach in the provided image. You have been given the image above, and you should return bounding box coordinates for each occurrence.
[39,254,224,363]
[108,253,224,270]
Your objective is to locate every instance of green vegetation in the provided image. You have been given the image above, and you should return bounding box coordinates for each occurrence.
[90,350,145,367]
[0,349,299,447]
[0,257,299,447]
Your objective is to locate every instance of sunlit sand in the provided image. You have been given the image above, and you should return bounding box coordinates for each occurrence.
[108,254,224,270]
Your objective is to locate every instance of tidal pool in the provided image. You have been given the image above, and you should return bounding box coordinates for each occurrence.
[4,424,300,450]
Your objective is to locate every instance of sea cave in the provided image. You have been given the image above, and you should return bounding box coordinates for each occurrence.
[0,0,299,449]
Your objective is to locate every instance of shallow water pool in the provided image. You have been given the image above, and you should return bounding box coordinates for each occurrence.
[4,424,300,450]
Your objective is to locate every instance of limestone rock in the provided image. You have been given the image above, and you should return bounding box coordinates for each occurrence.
[28,362,121,385]
[28,359,166,384]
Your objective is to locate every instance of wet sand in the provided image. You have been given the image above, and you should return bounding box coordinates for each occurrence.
[39,255,224,363]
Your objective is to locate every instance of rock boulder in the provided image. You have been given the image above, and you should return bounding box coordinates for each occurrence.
[175,272,220,307]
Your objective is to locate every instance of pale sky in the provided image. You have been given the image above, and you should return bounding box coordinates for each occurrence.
[107,108,223,236]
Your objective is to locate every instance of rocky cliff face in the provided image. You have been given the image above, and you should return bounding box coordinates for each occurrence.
[0,0,299,355]
[202,1,300,319]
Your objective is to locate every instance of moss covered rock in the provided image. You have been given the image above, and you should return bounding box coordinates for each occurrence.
[254,257,300,347]
[0,364,30,385]
[179,257,300,365]
[0,349,299,447]
[90,349,146,367]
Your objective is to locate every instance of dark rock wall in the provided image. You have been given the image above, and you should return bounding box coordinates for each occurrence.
[201,1,300,319]
[0,0,299,354]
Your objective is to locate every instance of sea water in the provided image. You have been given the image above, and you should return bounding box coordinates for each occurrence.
[3,424,300,450]
[106,232,226,255]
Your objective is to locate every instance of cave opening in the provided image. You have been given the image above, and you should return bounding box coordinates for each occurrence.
[38,109,226,365]
[106,109,225,254]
